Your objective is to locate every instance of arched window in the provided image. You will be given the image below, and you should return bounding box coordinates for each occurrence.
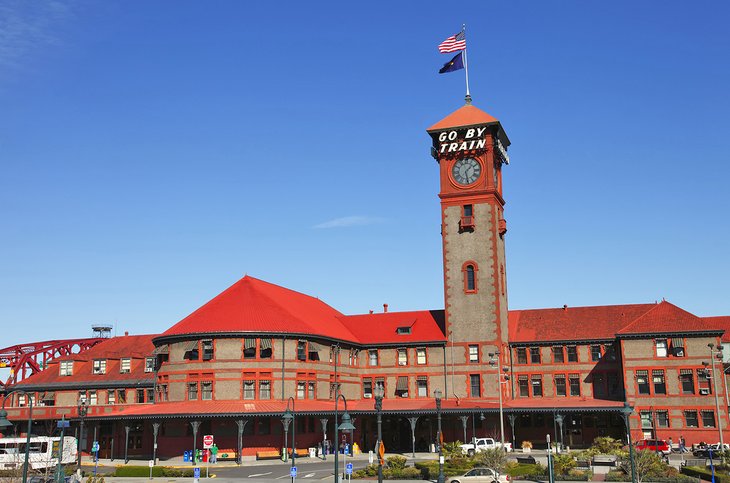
[462,262,478,293]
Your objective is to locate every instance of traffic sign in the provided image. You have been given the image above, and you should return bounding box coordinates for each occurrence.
[57,419,70,429]
[346,463,353,475]
[194,467,201,479]
[92,441,99,453]
[290,466,297,478]
[203,434,214,449]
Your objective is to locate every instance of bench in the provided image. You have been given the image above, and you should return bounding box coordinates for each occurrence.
[256,450,281,460]
[576,460,591,470]
[592,455,618,466]
[682,458,707,467]
[216,449,237,460]
[516,455,536,464]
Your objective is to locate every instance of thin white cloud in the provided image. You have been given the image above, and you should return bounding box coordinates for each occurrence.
[0,0,73,75]
[313,216,387,229]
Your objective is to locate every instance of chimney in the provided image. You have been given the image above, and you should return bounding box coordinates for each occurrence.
[369,310,374,315]
[562,305,568,311]
[383,304,389,313]
[124,331,129,336]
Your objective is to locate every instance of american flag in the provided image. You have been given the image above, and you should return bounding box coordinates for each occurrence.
[438,31,466,53]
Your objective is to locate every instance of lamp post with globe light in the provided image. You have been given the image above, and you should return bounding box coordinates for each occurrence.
[0,390,34,483]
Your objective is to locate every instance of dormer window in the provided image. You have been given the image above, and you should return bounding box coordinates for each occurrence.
[396,326,411,335]
[93,359,106,375]
[60,361,73,376]
[120,358,131,374]
[144,357,155,373]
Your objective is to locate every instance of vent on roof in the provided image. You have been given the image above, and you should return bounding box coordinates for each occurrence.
[396,326,412,335]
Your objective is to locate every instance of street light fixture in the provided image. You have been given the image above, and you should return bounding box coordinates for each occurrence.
[619,402,637,483]
[0,389,34,483]
[281,397,296,483]
[434,389,444,483]
[334,393,355,483]
[708,343,725,449]
[488,352,508,448]
[77,398,88,470]
[554,414,564,453]
[373,384,385,483]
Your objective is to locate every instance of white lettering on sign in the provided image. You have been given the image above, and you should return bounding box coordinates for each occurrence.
[436,127,488,155]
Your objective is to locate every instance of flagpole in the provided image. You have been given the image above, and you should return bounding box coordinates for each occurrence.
[462,24,471,103]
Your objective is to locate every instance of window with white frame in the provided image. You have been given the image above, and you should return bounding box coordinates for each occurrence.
[368,350,379,366]
[120,358,131,373]
[416,348,426,365]
[469,345,479,363]
[145,357,155,373]
[89,390,98,405]
[93,359,106,375]
[655,339,668,357]
[108,391,115,405]
[60,361,73,376]
[397,349,408,366]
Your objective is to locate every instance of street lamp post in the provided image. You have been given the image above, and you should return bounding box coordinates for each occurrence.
[507,414,517,449]
[554,414,564,452]
[435,389,444,483]
[373,385,384,483]
[489,352,508,448]
[77,398,88,470]
[281,397,296,483]
[334,394,355,483]
[0,389,35,483]
[619,402,637,483]
[708,343,725,449]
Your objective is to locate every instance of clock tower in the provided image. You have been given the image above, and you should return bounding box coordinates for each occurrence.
[427,101,510,397]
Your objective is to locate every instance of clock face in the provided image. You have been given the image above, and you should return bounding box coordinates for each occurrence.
[451,158,482,186]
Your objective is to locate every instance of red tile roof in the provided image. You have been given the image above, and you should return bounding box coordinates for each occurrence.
[427,104,500,132]
[14,334,156,388]
[703,316,730,342]
[617,301,716,336]
[158,276,358,341]
[338,310,446,345]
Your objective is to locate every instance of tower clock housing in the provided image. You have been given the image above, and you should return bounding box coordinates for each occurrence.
[427,103,511,399]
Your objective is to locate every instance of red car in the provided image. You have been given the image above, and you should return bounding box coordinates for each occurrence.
[635,439,671,455]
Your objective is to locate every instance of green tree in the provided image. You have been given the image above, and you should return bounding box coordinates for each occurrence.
[553,453,577,475]
[592,436,624,454]
[618,449,667,483]
[475,448,509,475]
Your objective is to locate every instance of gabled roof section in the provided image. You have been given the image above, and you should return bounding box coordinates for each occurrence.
[508,303,656,343]
[616,301,719,337]
[156,276,357,342]
[427,104,500,132]
[703,316,730,342]
[338,310,446,345]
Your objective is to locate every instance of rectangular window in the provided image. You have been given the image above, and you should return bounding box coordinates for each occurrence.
[117,389,126,404]
[363,378,373,397]
[640,411,653,429]
[684,410,699,428]
[201,381,213,400]
[552,346,564,363]
[469,345,479,363]
[78,391,87,404]
[308,382,316,399]
[516,348,527,364]
[146,388,154,403]
[243,380,255,400]
[395,376,409,398]
[698,368,712,393]
[260,339,272,359]
[368,350,379,366]
[518,375,529,397]
[530,347,541,364]
[416,348,426,365]
[531,375,543,397]
[93,359,106,375]
[417,377,428,397]
[145,358,155,373]
[636,370,650,395]
[593,374,607,398]
[243,338,257,359]
[258,380,270,400]
[89,390,97,405]
[590,345,602,362]
[702,410,716,428]
[469,374,481,398]
[655,339,668,357]
[555,374,566,397]
[656,410,669,428]
[120,358,131,374]
[136,389,145,403]
[187,382,198,400]
[567,346,578,362]
[680,369,695,394]
[652,369,666,395]
[569,374,581,396]
[201,340,214,361]
[108,391,115,405]
[297,341,307,361]
[397,349,408,366]
[60,361,73,376]
[297,381,306,399]
[157,384,168,402]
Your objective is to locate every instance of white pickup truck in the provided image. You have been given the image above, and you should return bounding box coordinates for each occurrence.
[460,438,513,456]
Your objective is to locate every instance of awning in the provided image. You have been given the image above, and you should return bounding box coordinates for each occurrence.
[43,392,55,401]
[308,342,322,354]
[182,340,198,352]
[680,369,693,375]
[244,338,256,350]
[396,376,408,391]
[671,337,684,348]
[260,339,272,350]
[152,345,169,355]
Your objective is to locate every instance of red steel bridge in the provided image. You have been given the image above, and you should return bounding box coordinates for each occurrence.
[0,337,105,388]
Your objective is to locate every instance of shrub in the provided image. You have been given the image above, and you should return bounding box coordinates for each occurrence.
[682,465,730,483]
[553,453,578,475]
[386,456,408,470]
[443,441,464,459]
[505,462,547,478]
[521,441,533,450]
[475,448,508,474]
[113,466,194,478]
[592,436,624,454]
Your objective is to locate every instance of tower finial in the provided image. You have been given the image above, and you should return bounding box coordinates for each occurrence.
[465,94,472,105]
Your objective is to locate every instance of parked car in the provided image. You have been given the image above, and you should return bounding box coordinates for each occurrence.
[693,443,730,458]
[460,438,513,456]
[446,467,509,483]
[635,439,671,455]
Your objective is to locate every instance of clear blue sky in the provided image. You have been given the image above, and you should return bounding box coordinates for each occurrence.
[1,0,729,348]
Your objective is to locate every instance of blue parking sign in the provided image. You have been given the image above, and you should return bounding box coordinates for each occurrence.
[194,467,201,479]
[290,466,297,478]
[346,463,353,475]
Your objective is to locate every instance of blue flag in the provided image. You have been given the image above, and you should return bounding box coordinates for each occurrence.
[439,52,464,74]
